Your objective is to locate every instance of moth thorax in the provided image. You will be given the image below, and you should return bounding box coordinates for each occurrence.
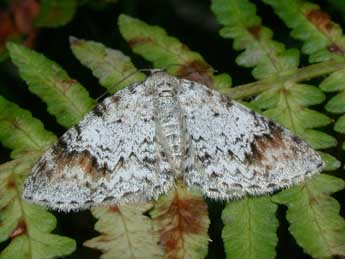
[155,101,185,172]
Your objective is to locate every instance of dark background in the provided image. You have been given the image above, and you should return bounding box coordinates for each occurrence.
[0,0,344,258]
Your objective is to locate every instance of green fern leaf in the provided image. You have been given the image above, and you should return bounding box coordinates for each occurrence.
[117,14,208,72]
[0,159,76,259]
[0,96,75,258]
[212,2,343,258]
[211,0,300,79]
[118,14,231,89]
[318,152,341,171]
[34,0,77,27]
[0,96,56,159]
[320,68,345,133]
[84,204,163,259]
[70,37,146,93]
[257,89,334,149]
[150,183,209,259]
[273,174,345,258]
[222,197,278,259]
[211,0,336,153]
[262,0,345,62]
[260,0,345,145]
[7,42,96,128]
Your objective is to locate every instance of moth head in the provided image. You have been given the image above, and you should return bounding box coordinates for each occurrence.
[145,71,179,97]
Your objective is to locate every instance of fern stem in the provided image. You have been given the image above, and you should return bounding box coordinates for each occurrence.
[222,60,345,99]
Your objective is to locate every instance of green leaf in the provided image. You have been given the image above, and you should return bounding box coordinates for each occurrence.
[211,3,342,258]
[318,152,341,171]
[0,158,76,259]
[320,68,345,92]
[273,174,345,258]
[118,14,230,88]
[320,68,345,149]
[84,204,163,259]
[334,114,345,133]
[213,73,232,91]
[0,97,75,258]
[262,0,345,62]
[211,0,299,79]
[285,84,326,106]
[0,96,56,159]
[259,85,335,149]
[150,183,209,259]
[301,129,337,150]
[320,68,345,135]
[250,89,280,110]
[118,14,205,70]
[222,197,278,259]
[252,84,325,109]
[7,42,96,128]
[70,36,146,93]
[324,91,345,113]
[212,0,334,147]
[35,0,78,27]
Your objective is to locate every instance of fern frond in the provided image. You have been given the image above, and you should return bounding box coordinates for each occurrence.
[0,159,76,259]
[264,0,345,150]
[262,0,345,62]
[222,197,278,259]
[118,14,231,89]
[320,68,345,134]
[7,42,96,128]
[273,174,345,258]
[117,14,208,71]
[150,183,209,259]
[0,96,56,159]
[0,97,75,258]
[212,1,344,258]
[84,204,163,259]
[70,37,146,93]
[211,0,299,80]
[34,0,78,27]
[212,0,336,159]
[255,84,334,149]
[261,0,345,147]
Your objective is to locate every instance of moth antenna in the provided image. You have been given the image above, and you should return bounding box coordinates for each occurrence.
[96,67,170,103]
[95,69,144,103]
[97,65,218,104]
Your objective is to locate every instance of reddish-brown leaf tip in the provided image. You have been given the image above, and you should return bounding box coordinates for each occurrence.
[176,60,213,87]
[10,220,27,239]
[306,9,333,33]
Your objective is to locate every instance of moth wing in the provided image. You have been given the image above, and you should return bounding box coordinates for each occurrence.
[177,79,324,199]
[23,82,174,211]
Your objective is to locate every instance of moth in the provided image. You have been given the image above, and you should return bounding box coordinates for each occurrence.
[23,71,324,211]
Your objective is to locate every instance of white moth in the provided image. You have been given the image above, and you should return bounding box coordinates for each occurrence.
[23,71,324,211]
